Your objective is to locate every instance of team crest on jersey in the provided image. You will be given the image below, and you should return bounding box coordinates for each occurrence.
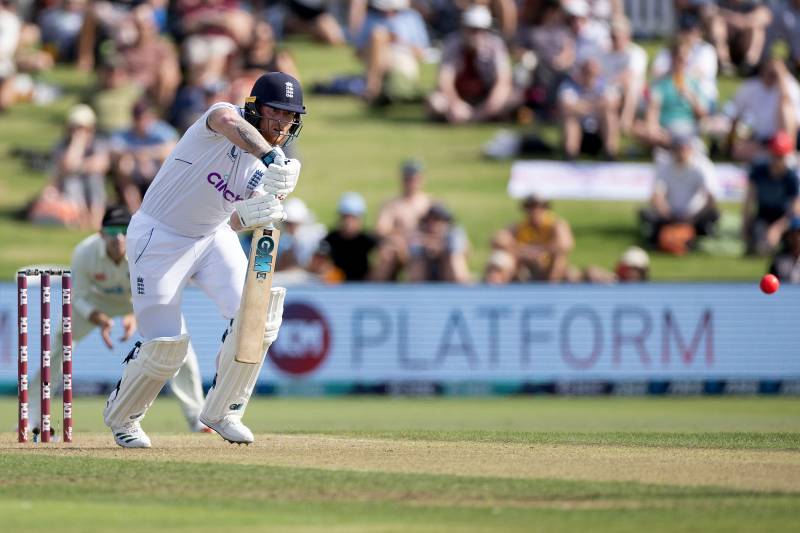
[247,169,264,192]
[227,145,239,162]
[285,82,294,99]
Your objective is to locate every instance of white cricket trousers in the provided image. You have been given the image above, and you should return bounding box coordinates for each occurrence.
[127,210,247,347]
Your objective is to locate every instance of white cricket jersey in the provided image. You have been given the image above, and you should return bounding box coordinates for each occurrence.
[139,102,266,237]
[71,234,132,320]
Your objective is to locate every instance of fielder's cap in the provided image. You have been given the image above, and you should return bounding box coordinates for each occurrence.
[338,192,366,217]
[619,246,650,269]
[370,0,409,11]
[462,4,492,30]
[67,104,96,128]
[401,158,423,178]
[522,194,551,209]
[769,130,795,156]
[284,197,311,224]
[563,0,590,18]
[249,71,306,115]
[424,202,453,222]
[101,205,132,228]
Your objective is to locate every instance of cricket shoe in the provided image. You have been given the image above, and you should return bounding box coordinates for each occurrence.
[111,421,152,448]
[199,415,254,444]
[189,419,214,434]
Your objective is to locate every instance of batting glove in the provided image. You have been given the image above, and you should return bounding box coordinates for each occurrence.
[234,195,285,229]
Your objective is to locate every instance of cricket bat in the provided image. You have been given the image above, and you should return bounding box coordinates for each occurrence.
[235,225,281,363]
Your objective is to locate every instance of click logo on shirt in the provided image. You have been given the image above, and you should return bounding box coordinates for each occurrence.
[207,172,244,202]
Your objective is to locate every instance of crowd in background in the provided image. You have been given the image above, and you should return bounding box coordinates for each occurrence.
[1,0,800,284]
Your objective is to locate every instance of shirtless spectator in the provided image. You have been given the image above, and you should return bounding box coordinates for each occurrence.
[493,195,574,283]
[118,3,180,110]
[110,99,178,212]
[407,203,471,283]
[427,5,513,124]
[725,57,800,161]
[372,159,432,280]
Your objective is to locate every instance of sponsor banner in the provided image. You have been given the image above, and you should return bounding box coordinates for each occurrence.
[508,160,746,202]
[0,284,798,394]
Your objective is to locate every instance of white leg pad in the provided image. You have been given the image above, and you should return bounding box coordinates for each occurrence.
[104,334,190,428]
[200,287,285,423]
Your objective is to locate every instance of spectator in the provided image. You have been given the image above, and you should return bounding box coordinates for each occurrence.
[29,104,110,230]
[768,0,800,74]
[305,241,346,284]
[416,0,519,41]
[0,0,21,111]
[324,192,379,281]
[557,57,620,159]
[275,197,326,271]
[407,203,471,283]
[37,0,87,62]
[350,0,430,104]
[110,98,178,212]
[564,0,610,65]
[169,77,229,133]
[651,13,718,109]
[492,195,574,283]
[514,1,575,116]
[768,216,800,283]
[634,41,709,149]
[372,159,432,280]
[601,16,647,133]
[427,5,513,124]
[284,0,346,45]
[88,55,144,134]
[725,57,800,161]
[76,0,142,71]
[576,246,651,283]
[118,3,180,110]
[483,249,517,284]
[639,133,721,251]
[742,131,800,255]
[709,0,773,75]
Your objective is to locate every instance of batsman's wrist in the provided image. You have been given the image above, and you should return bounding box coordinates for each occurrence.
[260,148,281,167]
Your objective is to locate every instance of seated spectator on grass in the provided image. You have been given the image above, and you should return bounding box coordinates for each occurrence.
[407,203,471,283]
[88,55,144,134]
[633,41,709,149]
[76,0,142,71]
[284,0,346,45]
[742,131,800,255]
[29,104,109,230]
[118,3,180,111]
[169,78,228,133]
[110,99,178,212]
[417,0,518,40]
[768,216,800,283]
[426,5,513,124]
[639,133,720,251]
[372,159,432,280]
[574,246,651,283]
[37,0,87,63]
[651,13,718,110]
[564,0,610,64]
[275,197,327,271]
[483,249,517,284]
[0,0,21,111]
[323,192,379,281]
[557,57,620,160]
[768,0,800,75]
[351,0,430,105]
[708,0,773,76]
[492,195,574,283]
[600,16,647,133]
[725,57,800,161]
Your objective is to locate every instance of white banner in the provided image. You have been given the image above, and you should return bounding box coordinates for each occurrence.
[508,161,747,202]
[1,284,798,389]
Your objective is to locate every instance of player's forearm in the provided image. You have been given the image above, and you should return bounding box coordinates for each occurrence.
[209,108,273,159]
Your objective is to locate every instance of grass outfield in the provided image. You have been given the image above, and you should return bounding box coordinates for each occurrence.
[1,397,799,531]
[0,41,769,280]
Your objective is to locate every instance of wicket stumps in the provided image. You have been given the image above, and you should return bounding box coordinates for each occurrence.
[17,269,73,443]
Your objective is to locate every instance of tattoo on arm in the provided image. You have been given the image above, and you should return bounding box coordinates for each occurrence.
[235,118,270,157]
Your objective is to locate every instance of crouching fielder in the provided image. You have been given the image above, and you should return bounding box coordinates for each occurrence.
[103,72,306,448]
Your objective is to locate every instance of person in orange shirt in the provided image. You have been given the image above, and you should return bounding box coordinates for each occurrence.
[492,195,574,282]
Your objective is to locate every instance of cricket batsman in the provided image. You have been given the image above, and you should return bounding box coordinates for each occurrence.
[103,72,304,448]
[28,206,209,435]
